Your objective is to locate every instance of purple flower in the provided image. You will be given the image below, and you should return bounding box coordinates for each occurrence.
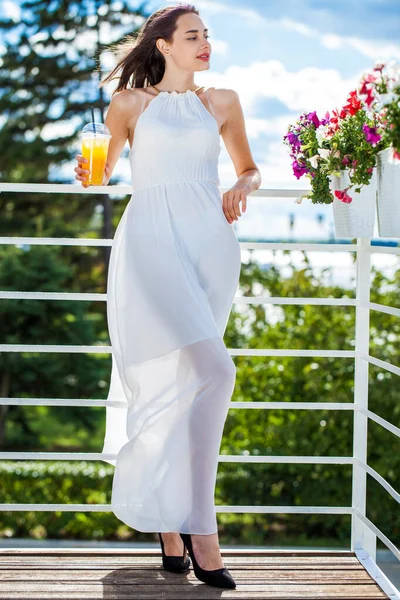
[292,159,308,179]
[307,111,321,128]
[363,125,381,147]
[287,131,301,149]
[320,111,330,126]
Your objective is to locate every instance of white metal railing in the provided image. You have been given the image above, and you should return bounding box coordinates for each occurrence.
[0,183,399,598]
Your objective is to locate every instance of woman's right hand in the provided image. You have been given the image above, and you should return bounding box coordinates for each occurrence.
[75,155,90,188]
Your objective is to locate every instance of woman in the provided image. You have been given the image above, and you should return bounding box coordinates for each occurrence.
[75,3,261,590]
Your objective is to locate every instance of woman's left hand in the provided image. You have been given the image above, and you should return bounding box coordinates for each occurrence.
[222,181,251,223]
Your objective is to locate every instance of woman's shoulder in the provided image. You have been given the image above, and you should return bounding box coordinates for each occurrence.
[207,87,240,107]
[110,87,156,106]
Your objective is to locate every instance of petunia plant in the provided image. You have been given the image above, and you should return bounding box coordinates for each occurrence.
[358,60,400,163]
[284,83,389,205]
[283,110,333,205]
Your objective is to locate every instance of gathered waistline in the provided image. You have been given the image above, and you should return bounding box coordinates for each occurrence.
[132,178,220,192]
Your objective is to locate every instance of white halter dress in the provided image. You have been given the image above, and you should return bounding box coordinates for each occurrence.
[101,87,242,534]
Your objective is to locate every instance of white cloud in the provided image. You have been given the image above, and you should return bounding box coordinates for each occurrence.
[181,0,262,27]
[209,38,229,56]
[201,59,357,115]
[282,17,400,61]
[2,0,21,21]
[41,117,82,142]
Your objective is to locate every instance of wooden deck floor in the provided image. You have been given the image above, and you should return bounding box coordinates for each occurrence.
[0,548,389,599]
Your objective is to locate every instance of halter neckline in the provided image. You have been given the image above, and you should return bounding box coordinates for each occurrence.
[150,85,206,96]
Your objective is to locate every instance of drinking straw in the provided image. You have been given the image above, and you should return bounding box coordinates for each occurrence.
[91,105,96,136]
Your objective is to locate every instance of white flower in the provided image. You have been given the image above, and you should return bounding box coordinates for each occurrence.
[316,124,330,145]
[294,196,303,204]
[309,154,320,168]
[317,148,330,160]
[379,91,397,106]
[387,60,400,84]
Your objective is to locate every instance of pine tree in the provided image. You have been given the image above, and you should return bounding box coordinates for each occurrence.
[0,0,150,443]
[0,0,149,243]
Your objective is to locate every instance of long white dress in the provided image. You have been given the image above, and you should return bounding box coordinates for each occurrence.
[101,87,242,535]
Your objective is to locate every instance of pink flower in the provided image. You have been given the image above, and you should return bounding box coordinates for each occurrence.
[373,62,385,72]
[334,189,352,203]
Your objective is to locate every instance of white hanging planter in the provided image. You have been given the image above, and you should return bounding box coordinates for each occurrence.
[376,146,400,238]
[329,168,377,238]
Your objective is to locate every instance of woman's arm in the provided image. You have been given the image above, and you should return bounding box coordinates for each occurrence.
[102,92,131,185]
[74,91,132,187]
[220,90,262,222]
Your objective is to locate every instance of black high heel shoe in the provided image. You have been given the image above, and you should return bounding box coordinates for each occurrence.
[158,532,191,573]
[179,532,236,589]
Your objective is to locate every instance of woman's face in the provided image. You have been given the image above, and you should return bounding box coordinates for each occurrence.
[159,13,211,70]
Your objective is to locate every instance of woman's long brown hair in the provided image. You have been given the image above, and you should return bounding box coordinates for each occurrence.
[99,4,199,96]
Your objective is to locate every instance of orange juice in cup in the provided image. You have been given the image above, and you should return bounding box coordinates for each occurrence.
[81,123,111,185]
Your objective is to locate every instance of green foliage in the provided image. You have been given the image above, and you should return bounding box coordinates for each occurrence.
[0,0,398,549]
[0,461,145,542]
[0,251,398,547]
[0,244,110,451]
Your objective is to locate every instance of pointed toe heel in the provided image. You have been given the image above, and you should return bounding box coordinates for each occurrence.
[158,532,191,573]
[179,532,236,589]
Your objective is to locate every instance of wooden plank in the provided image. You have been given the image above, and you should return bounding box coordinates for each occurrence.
[0,583,389,599]
[0,568,376,581]
[0,550,388,599]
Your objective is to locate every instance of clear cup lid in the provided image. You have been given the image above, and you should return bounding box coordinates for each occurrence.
[81,122,111,137]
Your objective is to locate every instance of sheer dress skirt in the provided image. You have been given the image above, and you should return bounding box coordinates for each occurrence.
[102,180,241,534]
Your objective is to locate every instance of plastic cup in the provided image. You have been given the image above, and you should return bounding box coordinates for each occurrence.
[81,122,112,185]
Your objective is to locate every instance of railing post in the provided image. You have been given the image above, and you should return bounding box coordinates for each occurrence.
[351,237,376,559]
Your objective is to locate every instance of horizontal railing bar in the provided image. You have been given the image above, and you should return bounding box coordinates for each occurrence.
[0,183,134,195]
[2,238,397,253]
[0,503,353,515]
[368,301,400,318]
[0,236,359,252]
[0,452,354,464]
[364,354,400,376]
[223,401,354,410]
[0,236,113,247]
[0,344,112,353]
[0,398,125,407]
[0,291,106,301]
[354,458,400,504]
[3,294,398,316]
[365,245,400,256]
[356,407,400,438]
[0,290,358,306]
[235,296,357,306]
[2,401,396,433]
[217,455,354,464]
[0,344,356,358]
[354,510,400,561]
[0,183,309,198]
[231,348,354,357]
[0,398,356,411]
[238,242,358,251]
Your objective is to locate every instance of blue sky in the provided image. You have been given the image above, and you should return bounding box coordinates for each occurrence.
[142,0,400,240]
[1,0,400,242]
